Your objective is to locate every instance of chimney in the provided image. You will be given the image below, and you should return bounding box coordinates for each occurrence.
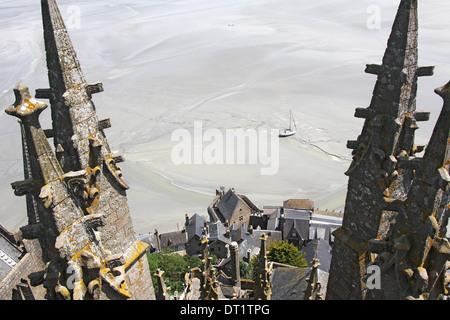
[216,186,226,198]
[246,249,252,262]
[155,229,161,252]
[230,241,240,287]
[203,220,209,236]
[185,213,190,227]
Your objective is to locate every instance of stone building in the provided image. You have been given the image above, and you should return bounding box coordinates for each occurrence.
[156,229,188,253]
[0,225,47,300]
[185,213,206,257]
[208,187,263,229]
[0,0,154,300]
[208,222,231,259]
[327,0,449,300]
[0,226,24,288]
[281,209,311,247]
[283,199,314,211]
[262,200,342,248]
[308,214,342,245]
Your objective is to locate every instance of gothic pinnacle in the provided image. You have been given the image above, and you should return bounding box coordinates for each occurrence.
[5,84,48,121]
[435,80,450,102]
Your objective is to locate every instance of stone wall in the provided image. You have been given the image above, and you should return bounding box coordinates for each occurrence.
[0,239,46,300]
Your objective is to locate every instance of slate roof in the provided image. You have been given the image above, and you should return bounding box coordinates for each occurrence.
[159,230,187,250]
[283,219,310,241]
[270,267,310,300]
[251,230,282,247]
[281,208,311,241]
[233,228,282,261]
[311,214,343,226]
[217,190,242,223]
[309,214,342,243]
[263,206,282,230]
[270,266,329,300]
[208,222,229,244]
[136,233,151,244]
[186,214,205,242]
[284,208,311,219]
[230,224,247,243]
[301,239,332,272]
[137,233,158,252]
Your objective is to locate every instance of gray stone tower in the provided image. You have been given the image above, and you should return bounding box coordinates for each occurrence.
[4,0,155,300]
[326,0,449,300]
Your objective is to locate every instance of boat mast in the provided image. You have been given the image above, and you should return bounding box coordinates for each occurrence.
[289,109,292,131]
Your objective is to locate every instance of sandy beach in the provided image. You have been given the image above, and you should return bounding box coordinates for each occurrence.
[0,0,448,234]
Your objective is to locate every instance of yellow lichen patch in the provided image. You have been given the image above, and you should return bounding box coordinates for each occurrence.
[55,284,71,300]
[73,84,83,92]
[70,241,93,261]
[22,98,37,111]
[99,265,131,299]
[443,158,450,169]
[420,237,434,268]
[6,85,48,119]
[72,279,88,300]
[137,258,143,278]
[118,284,131,299]
[123,241,149,270]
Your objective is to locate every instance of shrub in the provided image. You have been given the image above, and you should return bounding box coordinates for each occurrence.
[147,249,216,295]
[249,240,308,276]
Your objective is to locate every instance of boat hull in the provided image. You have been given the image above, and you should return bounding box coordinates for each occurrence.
[279,129,296,137]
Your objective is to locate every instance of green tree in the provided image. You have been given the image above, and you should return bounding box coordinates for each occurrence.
[239,260,251,279]
[267,241,308,268]
[146,249,216,295]
[249,240,308,276]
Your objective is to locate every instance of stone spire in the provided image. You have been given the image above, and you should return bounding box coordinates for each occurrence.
[38,0,114,174]
[253,233,272,300]
[327,0,438,300]
[4,0,155,300]
[199,236,220,300]
[369,82,450,300]
[402,82,450,267]
[16,120,39,226]
[6,84,95,298]
[7,84,66,260]
[154,269,170,300]
[5,85,141,300]
[37,0,134,258]
[433,83,450,241]
[304,258,323,300]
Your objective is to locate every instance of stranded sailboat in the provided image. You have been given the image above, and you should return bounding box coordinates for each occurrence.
[279,109,297,137]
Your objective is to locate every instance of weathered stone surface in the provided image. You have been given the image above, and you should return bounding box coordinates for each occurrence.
[2,0,154,300]
[327,0,449,300]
